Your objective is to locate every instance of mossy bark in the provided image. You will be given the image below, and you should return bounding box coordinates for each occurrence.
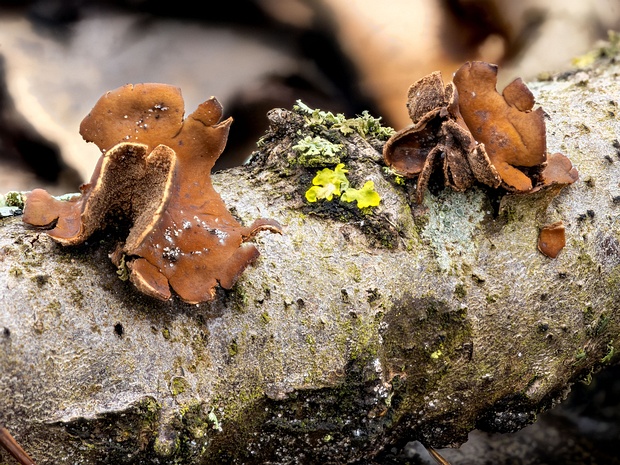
[1,55,620,464]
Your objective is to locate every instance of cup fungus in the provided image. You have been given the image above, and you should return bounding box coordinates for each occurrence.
[23,83,282,303]
[538,221,566,258]
[383,62,578,202]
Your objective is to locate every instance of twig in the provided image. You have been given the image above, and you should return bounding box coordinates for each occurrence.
[0,427,36,465]
[428,446,452,465]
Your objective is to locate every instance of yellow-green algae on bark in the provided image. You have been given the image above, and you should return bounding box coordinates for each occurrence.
[1,52,620,463]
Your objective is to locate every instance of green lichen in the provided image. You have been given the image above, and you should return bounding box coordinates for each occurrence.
[305,164,381,209]
[601,342,615,363]
[340,181,382,208]
[116,254,129,281]
[294,100,395,140]
[574,349,587,362]
[420,189,487,272]
[2,191,26,209]
[292,135,342,167]
[382,166,406,186]
[208,409,223,432]
[430,348,443,360]
[305,164,349,201]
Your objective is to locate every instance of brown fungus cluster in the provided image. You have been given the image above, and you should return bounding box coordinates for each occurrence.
[384,61,578,203]
[23,83,281,303]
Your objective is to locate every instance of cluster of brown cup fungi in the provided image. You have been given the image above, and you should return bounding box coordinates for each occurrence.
[383,61,578,204]
[23,84,281,303]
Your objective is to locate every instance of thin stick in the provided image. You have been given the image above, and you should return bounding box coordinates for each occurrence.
[0,427,36,465]
[428,446,452,465]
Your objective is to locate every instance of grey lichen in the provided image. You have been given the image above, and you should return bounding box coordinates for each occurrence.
[292,135,343,167]
[420,189,489,272]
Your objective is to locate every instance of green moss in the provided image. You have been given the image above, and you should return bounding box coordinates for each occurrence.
[170,376,189,396]
[70,288,84,308]
[260,312,271,324]
[47,300,61,312]
[380,295,473,418]
[228,340,238,357]
[162,328,171,340]
[593,313,611,336]
[574,349,587,362]
[454,283,467,299]
[8,266,23,277]
[153,433,180,457]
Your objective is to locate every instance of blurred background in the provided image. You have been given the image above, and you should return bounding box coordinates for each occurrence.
[1,0,619,194]
[1,1,620,463]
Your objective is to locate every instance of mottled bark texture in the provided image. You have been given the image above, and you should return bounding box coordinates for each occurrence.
[1,55,620,464]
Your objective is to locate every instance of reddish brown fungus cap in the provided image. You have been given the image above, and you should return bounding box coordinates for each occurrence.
[539,152,579,187]
[383,70,501,202]
[538,221,566,258]
[24,83,282,303]
[453,61,547,192]
[383,73,464,179]
[383,61,577,205]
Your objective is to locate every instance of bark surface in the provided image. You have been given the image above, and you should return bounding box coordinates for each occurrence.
[1,54,620,464]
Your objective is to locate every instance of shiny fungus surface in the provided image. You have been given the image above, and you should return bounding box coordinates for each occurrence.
[23,83,282,303]
[538,221,566,258]
[453,61,548,192]
[383,61,578,202]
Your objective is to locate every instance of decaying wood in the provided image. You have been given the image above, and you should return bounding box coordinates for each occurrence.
[1,53,620,464]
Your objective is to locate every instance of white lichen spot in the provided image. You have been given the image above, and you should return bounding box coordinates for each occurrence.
[182,220,192,229]
[163,246,181,261]
[163,227,175,243]
[213,229,228,244]
[421,189,486,272]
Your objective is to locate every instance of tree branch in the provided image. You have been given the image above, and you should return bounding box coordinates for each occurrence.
[1,53,620,464]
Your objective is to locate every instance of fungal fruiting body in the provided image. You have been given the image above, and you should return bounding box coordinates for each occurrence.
[23,83,281,303]
[383,62,578,202]
[538,221,566,258]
